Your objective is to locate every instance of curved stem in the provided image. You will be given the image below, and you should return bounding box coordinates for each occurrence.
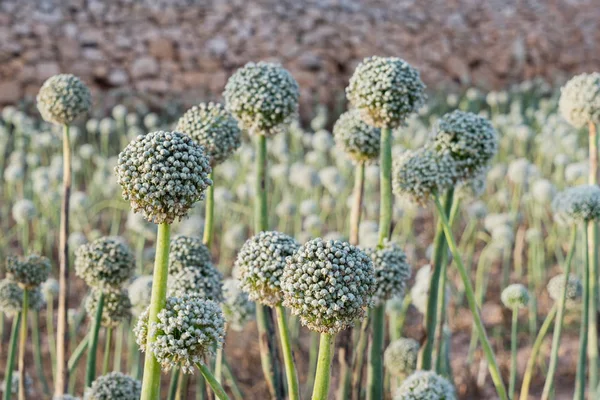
[541,226,577,399]
[68,334,89,374]
[102,327,113,375]
[18,289,29,400]
[509,310,518,400]
[203,171,215,248]
[575,225,590,400]
[4,313,22,400]
[433,194,508,400]
[311,333,335,400]
[55,123,72,397]
[86,292,104,387]
[275,305,300,400]
[141,222,171,400]
[197,362,230,400]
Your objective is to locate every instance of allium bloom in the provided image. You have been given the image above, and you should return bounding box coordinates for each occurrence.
[83,372,141,400]
[392,148,458,204]
[501,284,530,309]
[41,277,60,299]
[234,231,300,307]
[36,74,91,125]
[11,199,36,224]
[224,62,299,136]
[365,241,411,307]
[558,73,600,128]
[346,56,426,128]
[0,279,43,317]
[85,288,132,328]
[333,110,381,163]
[394,370,456,400]
[167,265,223,302]
[168,236,212,275]
[384,338,420,377]
[6,254,51,289]
[429,110,498,181]
[128,275,153,316]
[175,102,242,166]
[281,238,375,334]
[75,237,135,288]
[547,274,583,305]
[221,278,255,331]
[134,295,225,373]
[115,131,213,224]
[553,185,600,223]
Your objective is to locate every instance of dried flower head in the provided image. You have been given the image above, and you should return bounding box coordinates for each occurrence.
[365,241,411,307]
[346,56,426,128]
[83,372,141,400]
[281,238,375,334]
[134,294,225,373]
[221,278,255,331]
[552,185,600,223]
[559,73,600,128]
[501,284,530,309]
[384,338,420,377]
[168,236,212,275]
[6,254,51,289]
[37,74,91,125]
[75,237,135,288]
[547,274,583,305]
[175,102,242,166]
[394,370,456,400]
[167,264,223,302]
[128,275,153,316]
[333,110,381,163]
[85,288,132,328]
[115,131,213,224]
[224,62,299,136]
[234,231,300,307]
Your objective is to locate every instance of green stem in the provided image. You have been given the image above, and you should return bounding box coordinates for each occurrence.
[114,324,124,372]
[68,334,89,375]
[311,333,335,400]
[255,135,268,233]
[349,162,365,246]
[509,309,518,400]
[215,347,223,384]
[4,313,22,400]
[176,373,189,400]
[586,219,598,397]
[102,327,113,375]
[367,306,385,400]
[86,292,104,387]
[541,226,577,399]
[203,171,215,248]
[275,305,300,400]
[46,296,57,383]
[141,222,171,400]
[223,359,244,400]
[197,363,230,400]
[351,317,369,400]
[575,225,591,400]
[377,127,393,245]
[433,194,508,400]
[168,368,181,400]
[31,311,50,395]
[18,289,29,400]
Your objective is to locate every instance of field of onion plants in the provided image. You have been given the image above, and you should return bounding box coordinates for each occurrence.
[0,58,599,400]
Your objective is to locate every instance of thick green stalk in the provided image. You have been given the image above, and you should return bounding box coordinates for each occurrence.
[433,195,508,400]
[17,289,29,400]
[203,171,215,248]
[311,333,335,400]
[197,363,230,400]
[68,334,89,375]
[4,313,22,400]
[509,309,518,399]
[102,327,113,375]
[306,331,319,396]
[575,226,591,400]
[55,124,72,397]
[141,222,171,400]
[586,220,598,397]
[420,188,454,370]
[367,306,385,400]
[351,311,370,400]
[168,368,181,400]
[86,292,104,387]
[275,305,300,400]
[541,226,577,399]
[215,347,223,384]
[31,311,50,395]
[114,324,124,372]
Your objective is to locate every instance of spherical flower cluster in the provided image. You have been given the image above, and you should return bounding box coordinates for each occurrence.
[83,372,141,400]
[384,338,419,377]
[394,370,456,400]
[75,237,135,288]
[115,131,213,224]
[175,102,242,166]
[558,73,600,128]
[346,56,427,128]
[36,74,91,126]
[333,110,381,163]
[501,284,530,309]
[0,279,44,317]
[224,62,299,136]
[234,231,300,307]
[6,254,51,289]
[552,185,600,223]
[281,238,375,334]
[221,278,255,331]
[429,110,498,181]
[168,236,212,275]
[128,275,153,316]
[547,274,583,305]
[85,288,132,328]
[12,199,36,224]
[392,148,458,204]
[134,295,225,373]
[167,265,223,302]
[365,241,411,307]
[41,278,60,299]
